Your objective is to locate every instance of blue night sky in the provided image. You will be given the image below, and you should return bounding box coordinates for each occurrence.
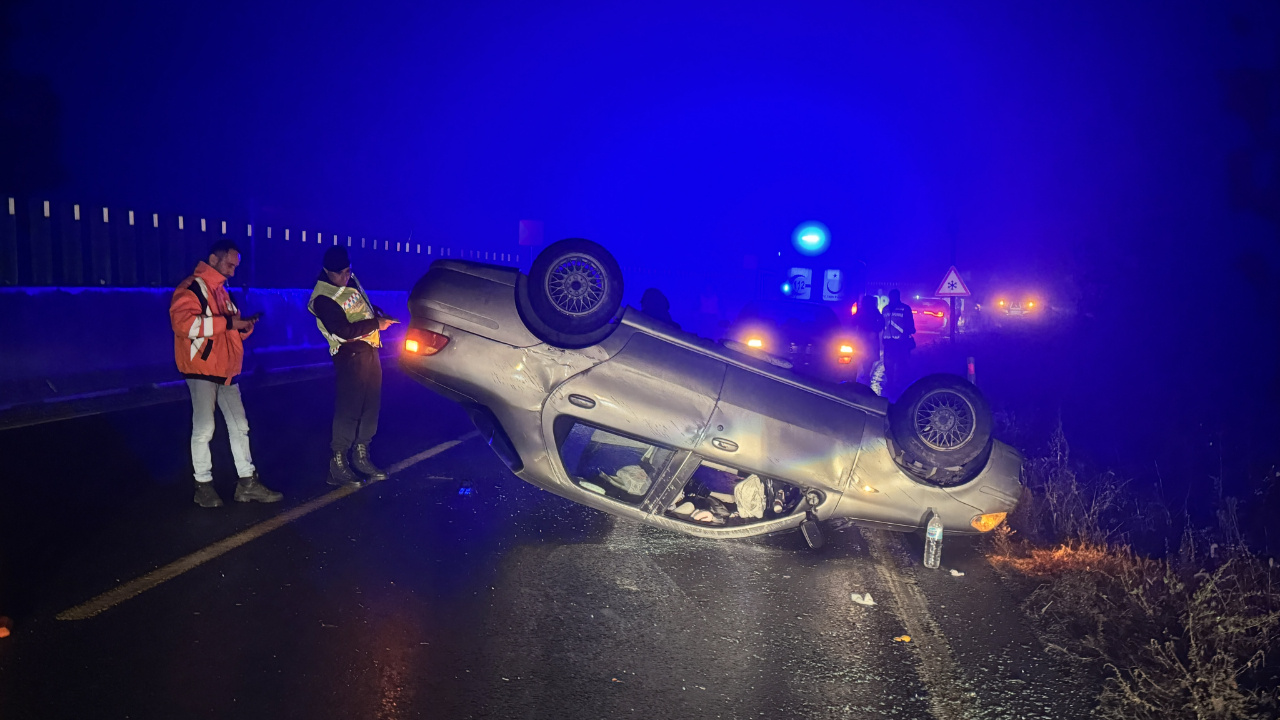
[6,0,1280,294]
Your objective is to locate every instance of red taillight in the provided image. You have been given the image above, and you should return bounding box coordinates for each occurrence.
[838,357,852,364]
[403,328,449,356]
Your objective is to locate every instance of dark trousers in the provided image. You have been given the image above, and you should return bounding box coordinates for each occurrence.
[332,342,382,453]
[883,341,912,398]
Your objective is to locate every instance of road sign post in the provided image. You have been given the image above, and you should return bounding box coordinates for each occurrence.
[935,266,971,344]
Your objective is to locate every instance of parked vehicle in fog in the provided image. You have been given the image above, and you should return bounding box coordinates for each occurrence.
[724,299,857,383]
[400,239,1022,548]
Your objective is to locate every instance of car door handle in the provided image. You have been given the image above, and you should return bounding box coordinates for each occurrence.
[568,394,596,409]
[711,437,738,452]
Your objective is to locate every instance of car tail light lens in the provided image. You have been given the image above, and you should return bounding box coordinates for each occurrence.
[970,512,1007,532]
[838,357,852,364]
[404,328,449,356]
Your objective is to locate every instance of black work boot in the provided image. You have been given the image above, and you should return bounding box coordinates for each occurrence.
[327,450,363,488]
[194,482,224,508]
[351,443,388,482]
[234,471,284,503]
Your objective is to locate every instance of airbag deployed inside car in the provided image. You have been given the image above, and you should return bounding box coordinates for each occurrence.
[602,465,651,495]
[734,474,766,519]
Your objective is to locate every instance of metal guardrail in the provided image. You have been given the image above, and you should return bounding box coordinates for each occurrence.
[0,195,529,290]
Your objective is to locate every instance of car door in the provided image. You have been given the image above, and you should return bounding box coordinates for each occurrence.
[543,330,727,509]
[696,365,867,492]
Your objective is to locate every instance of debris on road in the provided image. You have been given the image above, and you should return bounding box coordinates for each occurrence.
[950,569,965,577]
[893,635,911,643]
[0,616,12,638]
[851,592,877,606]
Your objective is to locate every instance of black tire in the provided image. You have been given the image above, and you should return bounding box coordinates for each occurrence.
[888,374,994,487]
[517,238,624,348]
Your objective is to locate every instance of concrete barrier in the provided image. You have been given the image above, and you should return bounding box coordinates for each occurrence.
[0,286,410,408]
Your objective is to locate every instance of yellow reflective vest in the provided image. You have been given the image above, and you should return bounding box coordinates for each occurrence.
[308,275,382,356]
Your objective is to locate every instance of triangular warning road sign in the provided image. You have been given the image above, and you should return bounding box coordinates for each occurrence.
[935,266,970,297]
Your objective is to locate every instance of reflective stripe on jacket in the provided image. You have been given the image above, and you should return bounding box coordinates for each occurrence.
[170,262,243,384]
[882,301,916,342]
[308,275,381,356]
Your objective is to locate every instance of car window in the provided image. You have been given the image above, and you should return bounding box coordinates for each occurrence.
[558,422,676,505]
[664,458,804,526]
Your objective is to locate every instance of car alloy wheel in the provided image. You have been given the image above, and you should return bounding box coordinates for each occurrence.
[914,388,977,451]
[545,254,609,317]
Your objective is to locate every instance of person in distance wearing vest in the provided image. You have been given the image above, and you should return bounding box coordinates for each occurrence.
[309,246,397,487]
[881,289,917,398]
[170,239,284,507]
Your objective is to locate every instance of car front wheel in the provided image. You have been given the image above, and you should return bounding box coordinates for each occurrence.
[888,374,994,486]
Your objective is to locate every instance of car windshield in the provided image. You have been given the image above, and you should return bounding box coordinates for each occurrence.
[734,301,842,343]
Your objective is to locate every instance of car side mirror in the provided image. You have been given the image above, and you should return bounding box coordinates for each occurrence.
[800,514,825,550]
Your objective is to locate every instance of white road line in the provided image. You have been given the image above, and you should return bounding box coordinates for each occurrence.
[56,432,479,621]
[864,529,974,720]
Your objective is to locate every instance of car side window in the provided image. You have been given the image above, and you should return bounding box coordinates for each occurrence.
[558,421,676,506]
[665,459,805,526]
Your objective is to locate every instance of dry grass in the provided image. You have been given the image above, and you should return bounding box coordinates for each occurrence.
[989,424,1280,720]
[1010,421,1127,546]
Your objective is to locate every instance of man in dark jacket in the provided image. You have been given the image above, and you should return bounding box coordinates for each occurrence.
[851,294,884,387]
[640,288,681,329]
[308,246,396,487]
[881,289,916,397]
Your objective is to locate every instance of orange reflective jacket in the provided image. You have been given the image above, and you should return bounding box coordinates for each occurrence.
[170,262,244,384]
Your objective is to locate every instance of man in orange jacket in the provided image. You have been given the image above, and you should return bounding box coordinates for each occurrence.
[170,239,283,508]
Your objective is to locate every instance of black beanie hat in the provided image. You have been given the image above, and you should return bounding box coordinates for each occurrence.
[323,246,350,272]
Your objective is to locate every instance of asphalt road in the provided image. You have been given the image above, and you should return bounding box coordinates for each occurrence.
[0,366,1094,720]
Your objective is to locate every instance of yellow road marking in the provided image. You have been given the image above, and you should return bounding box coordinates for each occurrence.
[57,432,479,621]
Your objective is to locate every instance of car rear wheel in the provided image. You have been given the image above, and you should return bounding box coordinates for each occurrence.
[888,374,993,487]
[517,238,625,348]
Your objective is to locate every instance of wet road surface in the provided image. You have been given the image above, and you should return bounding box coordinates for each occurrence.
[0,367,1093,719]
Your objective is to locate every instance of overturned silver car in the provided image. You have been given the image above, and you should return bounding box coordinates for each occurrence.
[400,239,1021,547]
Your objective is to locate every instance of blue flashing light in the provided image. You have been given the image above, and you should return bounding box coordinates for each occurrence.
[781,282,792,295]
[792,221,830,256]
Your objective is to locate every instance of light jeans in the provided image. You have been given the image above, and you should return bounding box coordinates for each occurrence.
[187,379,256,483]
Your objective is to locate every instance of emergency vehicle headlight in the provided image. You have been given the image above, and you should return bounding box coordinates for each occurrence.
[404,328,450,356]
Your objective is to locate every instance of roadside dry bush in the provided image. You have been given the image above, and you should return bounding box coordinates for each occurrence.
[990,427,1280,720]
[1008,420,1127,546]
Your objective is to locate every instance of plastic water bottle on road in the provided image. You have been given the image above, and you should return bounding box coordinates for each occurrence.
[924,511,943,569]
